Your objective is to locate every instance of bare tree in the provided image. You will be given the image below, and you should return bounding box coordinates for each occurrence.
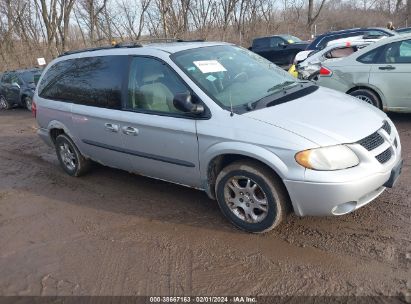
[307,0,326,29]
[57,0,76,52]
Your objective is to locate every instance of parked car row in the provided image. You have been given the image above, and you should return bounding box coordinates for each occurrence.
[0,68,42,111]
[251,27,398,68]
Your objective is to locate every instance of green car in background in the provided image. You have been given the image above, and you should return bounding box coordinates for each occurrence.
[316,33,411,112]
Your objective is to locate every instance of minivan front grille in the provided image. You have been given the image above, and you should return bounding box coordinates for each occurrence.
[357,121,397,165]
[382,120,391,135]
[358,132,384,151]
[376,148,392,164]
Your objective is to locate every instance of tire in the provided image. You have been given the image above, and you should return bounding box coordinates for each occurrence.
[215,160,288,233]
[0,95,11,110]
[23,96,32,111]
[349,89,381,109]
[55,134,91,177]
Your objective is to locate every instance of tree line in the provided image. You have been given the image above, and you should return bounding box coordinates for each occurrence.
[0,0,410,71]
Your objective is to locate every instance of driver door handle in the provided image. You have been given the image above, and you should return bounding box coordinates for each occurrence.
[379,65,396,70]
[122,126,139,136]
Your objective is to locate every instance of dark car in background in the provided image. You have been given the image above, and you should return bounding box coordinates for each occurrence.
[306,27,398,50]
[249,35,309,68]
[0,68,42,111]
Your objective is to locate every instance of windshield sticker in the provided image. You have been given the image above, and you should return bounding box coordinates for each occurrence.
[193,60,227,73]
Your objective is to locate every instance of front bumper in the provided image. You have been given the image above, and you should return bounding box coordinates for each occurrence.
[284,157,402,217]
[283,117,402,217]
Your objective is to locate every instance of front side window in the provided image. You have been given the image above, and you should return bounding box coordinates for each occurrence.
[269,37,284,48]
[10,74,22,85]
[127,57,188,114]
[22,71,42,85]
[383,39,411,63]
[39,56,128,109]
[172,45,299,109]
[2,73,11,84]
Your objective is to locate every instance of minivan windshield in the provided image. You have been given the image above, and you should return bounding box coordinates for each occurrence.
[172,45,300,109]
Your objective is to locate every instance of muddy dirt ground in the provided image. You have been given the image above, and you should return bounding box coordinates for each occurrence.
[0,109,410,297]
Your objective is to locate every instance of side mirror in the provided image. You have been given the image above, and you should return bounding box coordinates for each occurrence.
[173,92,204,114]
[11,82,20,89]
[279,42,288,48]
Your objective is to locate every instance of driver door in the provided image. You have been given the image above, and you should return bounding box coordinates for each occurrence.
[121,56,201,188]
[369,39,411,110]
[6,73,21,104]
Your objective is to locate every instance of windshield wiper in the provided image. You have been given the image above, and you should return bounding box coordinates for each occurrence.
[246,81,315,111]
[267,80,297,93]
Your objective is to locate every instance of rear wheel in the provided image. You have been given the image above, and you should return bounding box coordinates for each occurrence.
[55,134,91,177]
[0,95,11,110]
[349,89,381,109]
[23,96,32,111]
[215,161,288,233]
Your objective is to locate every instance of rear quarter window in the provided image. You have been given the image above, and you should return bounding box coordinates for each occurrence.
[357,46,384,63]
[39,55,128,109]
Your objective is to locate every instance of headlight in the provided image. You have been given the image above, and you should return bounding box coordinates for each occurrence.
[295,145,359,171]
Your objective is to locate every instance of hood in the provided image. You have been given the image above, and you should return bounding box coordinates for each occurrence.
[243,87,386,146]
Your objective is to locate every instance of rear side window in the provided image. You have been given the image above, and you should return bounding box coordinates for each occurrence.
[326,46,355,59]
[253,38,269,49]
[357,47,383,63]
[382,39,411,63]
[39,56,128,109]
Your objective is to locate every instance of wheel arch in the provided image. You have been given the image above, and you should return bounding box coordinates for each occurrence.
[202,143,289,199]
[346,85,386,109]
[47,120,76,145]
[204,151,294,213]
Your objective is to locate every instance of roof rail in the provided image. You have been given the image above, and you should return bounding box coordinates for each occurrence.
[133,38,205,44]
[58,38,205,57]
[58,43,143,57]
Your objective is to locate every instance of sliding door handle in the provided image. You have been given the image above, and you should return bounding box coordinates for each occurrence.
[104,123,119,133]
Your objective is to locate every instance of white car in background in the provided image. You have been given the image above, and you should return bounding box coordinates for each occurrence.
[291,35,385,79]
[297,41,372,80]
[316,33,411,112]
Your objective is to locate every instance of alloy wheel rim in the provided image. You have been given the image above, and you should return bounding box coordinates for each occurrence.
[59,143,76,171]
[0,97,6,110]
[355,95,373,105]
[223,176,269,224]
[25,97,32,111]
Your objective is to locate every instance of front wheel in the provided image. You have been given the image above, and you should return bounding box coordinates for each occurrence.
[0,95,11,110]
[55,134,91,177]
[215,161,288,233]
[24,96,32,111]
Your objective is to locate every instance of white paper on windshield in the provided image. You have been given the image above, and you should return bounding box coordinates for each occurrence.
[193,60,227,73]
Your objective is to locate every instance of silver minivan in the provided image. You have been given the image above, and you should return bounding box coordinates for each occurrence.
[34,42,402,233]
